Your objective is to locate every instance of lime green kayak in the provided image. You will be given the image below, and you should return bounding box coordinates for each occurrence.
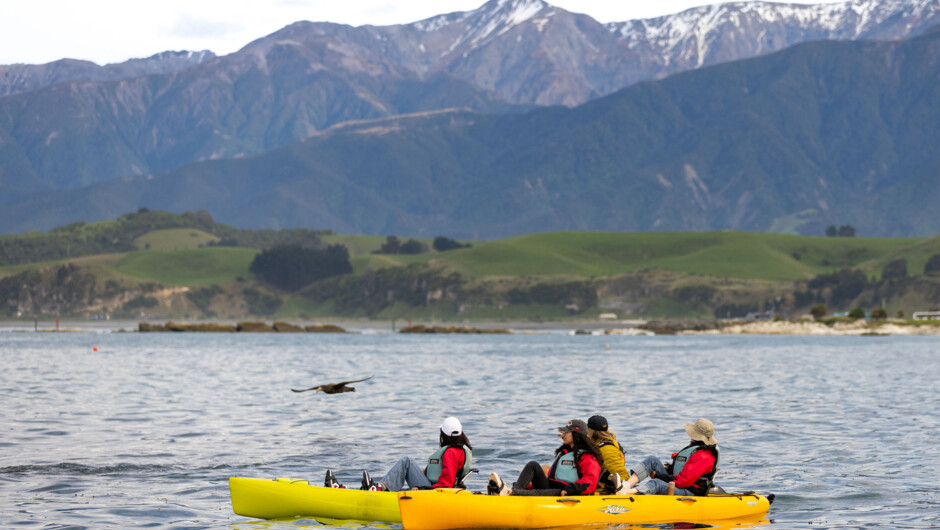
[229,477,401,522]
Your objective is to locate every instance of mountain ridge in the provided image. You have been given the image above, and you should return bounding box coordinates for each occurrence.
[3,29,938,238]
[1,0,937,198]
[0,50,215,97]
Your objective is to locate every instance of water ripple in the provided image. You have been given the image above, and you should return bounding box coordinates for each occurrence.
[1,333,938,527]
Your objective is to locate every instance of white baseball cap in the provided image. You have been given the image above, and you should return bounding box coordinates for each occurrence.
[440,416,462,436]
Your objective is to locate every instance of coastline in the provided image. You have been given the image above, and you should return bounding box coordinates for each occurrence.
[1,318,938,335]
[685,320,940,336]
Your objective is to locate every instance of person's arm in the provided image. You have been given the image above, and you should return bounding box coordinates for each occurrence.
[566,454,601,495]
[673,450,715,489]
[430,447,463,488]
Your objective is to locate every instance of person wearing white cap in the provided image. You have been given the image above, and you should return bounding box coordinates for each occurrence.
[324,416,473,491]
[622,418,719,496]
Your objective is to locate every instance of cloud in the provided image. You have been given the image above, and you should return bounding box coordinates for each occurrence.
[168,15,244,39]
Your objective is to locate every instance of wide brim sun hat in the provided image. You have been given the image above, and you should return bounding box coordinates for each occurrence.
[685,418,717,445]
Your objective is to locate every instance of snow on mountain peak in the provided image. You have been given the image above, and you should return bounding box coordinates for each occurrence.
[607,0,940,65]
[496,0,548,26]
[413,0,548,33]
[413,0,553,56]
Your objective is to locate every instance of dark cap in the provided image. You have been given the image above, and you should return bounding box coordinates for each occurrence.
[558,419,588,434]
[587,415,608,432]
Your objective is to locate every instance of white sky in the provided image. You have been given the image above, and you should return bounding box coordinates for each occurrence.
[1,0,843,65]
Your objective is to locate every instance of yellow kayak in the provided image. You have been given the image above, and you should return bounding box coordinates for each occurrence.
[229,477,401,522]
[397,489,772,530]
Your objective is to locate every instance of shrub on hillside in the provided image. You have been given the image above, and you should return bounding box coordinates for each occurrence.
[376,236,401,254]
[871,308,888,320]
[186,285,224,312]
[400,239,429,254]
[810,304,828,319]
[848,307,866,319]
[807,269,867,308]
[673,285,718,306]
[882,259,907,280]
[825,225,856,237]
[505,282,597,310]
[242,288,282,315]
[925,254,940,275]
[303,264,466,316]
[249,244,352,291]
[374,236,429,255]
[433,236,471,252]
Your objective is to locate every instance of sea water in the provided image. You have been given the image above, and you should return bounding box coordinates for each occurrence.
[0,329,937,528]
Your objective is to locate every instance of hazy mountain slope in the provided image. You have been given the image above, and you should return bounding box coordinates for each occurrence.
[0,0,936,199]
[3,30,938,237]
[0,25,516,193]
[0,51,215,97]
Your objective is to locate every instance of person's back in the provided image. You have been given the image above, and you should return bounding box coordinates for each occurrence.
[587,415,629,492]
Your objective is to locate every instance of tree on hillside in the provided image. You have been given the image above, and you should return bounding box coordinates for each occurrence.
[925,254,940,275]
[882,259,908,280]
[807,269,867,308]
[433,236,472,252]
[182,209,214,230]
[376,236,402,254]
[400,239,429,254]
[810,304,827,319]
[249,244,352,291]
[825,225,856,237]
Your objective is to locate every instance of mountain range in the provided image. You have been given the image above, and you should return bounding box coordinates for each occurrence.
[0,50,216,97]
[0,0,939,237]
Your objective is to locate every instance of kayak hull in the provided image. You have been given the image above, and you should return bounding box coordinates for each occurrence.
[397,489,771,530]
[229,477,401,522]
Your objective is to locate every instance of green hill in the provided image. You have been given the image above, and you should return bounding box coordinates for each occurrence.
[351,232,928,282]
[134,228,219,251]
[3,223,940,321]
[0,209,330,267]
[116,247,258,286]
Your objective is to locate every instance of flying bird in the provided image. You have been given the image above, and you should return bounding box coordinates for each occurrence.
[291,376,374,394]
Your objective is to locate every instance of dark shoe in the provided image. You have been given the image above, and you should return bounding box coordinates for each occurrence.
[361,471,375,490]
[361,471,385,491]
[325,469,344,489]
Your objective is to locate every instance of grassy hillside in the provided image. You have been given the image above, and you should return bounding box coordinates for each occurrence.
[346,232,930,282]
[4,227,939,321]
[135,228,219,251]
[116,247,258,286]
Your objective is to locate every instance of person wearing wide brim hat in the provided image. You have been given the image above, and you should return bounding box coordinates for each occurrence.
[487,419,604,497]
[325,416,473,491]
[622,418,719,497]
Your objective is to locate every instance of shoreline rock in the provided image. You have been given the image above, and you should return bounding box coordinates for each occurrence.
[399,324,511,334]
[139,321,347,333]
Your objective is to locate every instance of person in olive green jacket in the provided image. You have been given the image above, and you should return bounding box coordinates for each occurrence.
[588,415,629,493]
